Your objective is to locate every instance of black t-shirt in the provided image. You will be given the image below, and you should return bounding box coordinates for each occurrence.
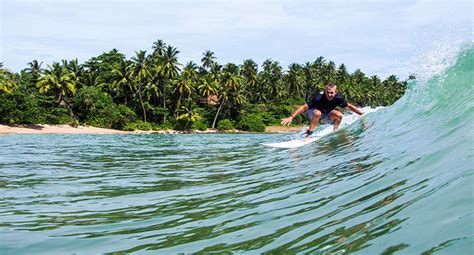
[307,92,348,113]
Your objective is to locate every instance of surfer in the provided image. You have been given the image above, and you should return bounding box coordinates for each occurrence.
[281,83,364,137]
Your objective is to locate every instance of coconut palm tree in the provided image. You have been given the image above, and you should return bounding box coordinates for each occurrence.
[176,99,202,129]
[286,63,304,100]
[161,46,181,79]
[212,70,243,128]
[0,66,17,94]
[302,61,316,101]
[322,60,337,84]
[174,61,198,112]
[201,50,216,72]
[198,75,217,99]
[25,60,43,83]
[241,59,258,80]
[183,61,199,82]
[337,63,350,84]
[110,58,135,103]
[159,46,181,122]
[259,59,282,103]
[151,39,166,58]
[64,59,85,90]
[130,50,151,122]
[37,62,76,103]
[241,59,258,92]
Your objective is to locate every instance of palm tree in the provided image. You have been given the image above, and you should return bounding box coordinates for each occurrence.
[212,70,243,128]
[240,59,258,104]
[259,59,282,103]
[37,62,76,103]
[312,56,326,90]
[209,62,222,79]
[322,61,337,84]
[130,50,151,122]
[151,39,166,58]
[161,46,181,78]
[176,99,202,129]
[65,59,85,89]
[26,60,43,83]
[201,50,216,72]
[0,66,17,94]
[302,61,316,101]
[110,58,134,103]
[85,49,126,87]
[241,59,258,80]
[159,46,181,122]
[198,75,217,99]
[337,63,350,84]
[184,61,199,82]
[175,61,198,112]
[241,59,258,87]
[286,63,304,100]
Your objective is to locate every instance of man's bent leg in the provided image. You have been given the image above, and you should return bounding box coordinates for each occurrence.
[329,110,343,130]
[308,109,322,131]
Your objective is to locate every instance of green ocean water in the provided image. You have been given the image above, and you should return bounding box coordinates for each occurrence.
[1,47,473,254]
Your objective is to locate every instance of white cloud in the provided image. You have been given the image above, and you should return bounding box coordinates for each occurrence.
[1,0,472,79]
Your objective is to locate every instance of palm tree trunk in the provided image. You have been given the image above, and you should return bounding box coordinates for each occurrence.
[176,93,183,117]
[163,89,166,123]
[137,84,147,122]
[212,97,225,129]
[222,107,229,120]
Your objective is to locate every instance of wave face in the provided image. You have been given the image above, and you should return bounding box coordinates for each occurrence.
[1,46,473,254]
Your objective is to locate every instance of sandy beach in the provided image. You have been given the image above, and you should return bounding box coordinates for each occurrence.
[0,124,130,135]
[0,124,301,135]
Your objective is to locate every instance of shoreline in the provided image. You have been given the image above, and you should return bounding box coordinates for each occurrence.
[0,124,302,135]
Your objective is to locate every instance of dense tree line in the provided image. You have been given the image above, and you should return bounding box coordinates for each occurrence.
[0,39,408,131]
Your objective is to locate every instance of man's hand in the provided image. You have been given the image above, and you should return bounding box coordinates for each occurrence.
[281,116,293,126]
[348,103,364,115]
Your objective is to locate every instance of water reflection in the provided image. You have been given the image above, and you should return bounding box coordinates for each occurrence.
[0,132,471,254]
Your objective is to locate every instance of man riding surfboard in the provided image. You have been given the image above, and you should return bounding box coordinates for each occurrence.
[281,83,364,137]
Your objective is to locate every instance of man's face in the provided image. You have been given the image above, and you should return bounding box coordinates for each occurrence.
[325,86,336,101]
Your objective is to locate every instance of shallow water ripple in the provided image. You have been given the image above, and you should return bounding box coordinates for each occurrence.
[1,127,472,254]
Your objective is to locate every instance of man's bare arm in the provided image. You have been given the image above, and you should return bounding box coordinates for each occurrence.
[281,104,309,126]
[347,103,364,115]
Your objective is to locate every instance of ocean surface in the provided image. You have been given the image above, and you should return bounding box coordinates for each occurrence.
[1,46,473,254]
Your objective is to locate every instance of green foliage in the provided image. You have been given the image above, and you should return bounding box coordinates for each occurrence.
[159,120,176,130]
[237,104,279,126]
[0,67,17,93]
[175,101,204,130]
[113,105,137,130]
[0,82,79,125]
[2,38,408,131]
[44,108,75,125]
[237,114,266,132]
[0,88,42,124]
[74,86,136,129]
[267,104,304,124]
[267,104,293,117]
[191,120,208,131]
[149,106,169,123]
[217,119,235,130]
[277,98,305,106]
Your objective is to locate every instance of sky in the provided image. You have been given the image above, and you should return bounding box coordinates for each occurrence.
[1,0,472,79]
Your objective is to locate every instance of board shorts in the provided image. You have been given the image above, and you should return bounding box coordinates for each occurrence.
[306,109,334,125]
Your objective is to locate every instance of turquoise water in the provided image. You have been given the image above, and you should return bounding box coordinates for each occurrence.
[1,47,473,254]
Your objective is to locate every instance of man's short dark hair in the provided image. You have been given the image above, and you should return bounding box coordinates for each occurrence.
[326,83,337,89]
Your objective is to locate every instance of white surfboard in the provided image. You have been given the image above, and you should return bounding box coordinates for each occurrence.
[262,126,332,148]
[262,136,319,148]
[262,107,382,149]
